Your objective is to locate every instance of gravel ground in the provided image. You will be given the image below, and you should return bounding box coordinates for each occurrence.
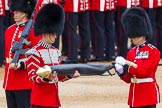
[0,62,162,108]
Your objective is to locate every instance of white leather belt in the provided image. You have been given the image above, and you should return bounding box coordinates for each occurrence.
[131,78,153,83]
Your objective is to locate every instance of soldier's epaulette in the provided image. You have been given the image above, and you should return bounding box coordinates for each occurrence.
[25,47,40,57]
[147,44,156,49]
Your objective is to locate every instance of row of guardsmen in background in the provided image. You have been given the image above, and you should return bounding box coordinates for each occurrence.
[0,0,162,66]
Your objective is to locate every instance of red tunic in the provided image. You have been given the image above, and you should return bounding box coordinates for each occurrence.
[63,0,91,12]
[90,0,116,11]
[3,23,40,90]
[141,0,162,8]
[35,0,61,13]
[26,40,67,107]
[116,0,141,8]
[0,0,5,16]
[121,42,160,107]
[35,0,43,16]
[34,0,61,20]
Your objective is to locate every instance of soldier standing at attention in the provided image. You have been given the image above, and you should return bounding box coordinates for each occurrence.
[90,0,116,62]
[3,0,40,108]
[114,7,160,108]
[61,0,91,63]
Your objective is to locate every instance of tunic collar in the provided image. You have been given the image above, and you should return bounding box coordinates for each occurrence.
[16,21,28,27]
[136,41,147,48]
[38,40,52,48]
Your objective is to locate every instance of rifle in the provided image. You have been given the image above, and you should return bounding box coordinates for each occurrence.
[11,0,38,64]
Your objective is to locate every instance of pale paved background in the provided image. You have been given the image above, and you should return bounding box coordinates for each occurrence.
[0,62,162,108]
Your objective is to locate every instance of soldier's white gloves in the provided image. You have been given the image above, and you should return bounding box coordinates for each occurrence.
[114,63,124,75]
[36,65,52,78]
[115,56,126,66]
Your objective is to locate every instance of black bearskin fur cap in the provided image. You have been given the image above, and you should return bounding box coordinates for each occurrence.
[10,0,36,18]
[121,7,152,40]
[34,3,65,36]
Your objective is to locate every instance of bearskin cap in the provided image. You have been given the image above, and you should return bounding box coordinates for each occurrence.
[121,7,152,40]
[9,0,36,18]
[34,3,65,36]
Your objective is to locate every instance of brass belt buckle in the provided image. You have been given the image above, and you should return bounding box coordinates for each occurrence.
[53,77,58,82]
[133,76,137,83]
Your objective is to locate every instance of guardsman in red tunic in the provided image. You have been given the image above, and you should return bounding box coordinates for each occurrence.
[35,0,61,17]
[115,0,141,58]
[3,0,40,108]
[61,0,91,63]
[90,0,116,62]
[0,0,5,67]
[25,3,80,108]
[115,7,160,108]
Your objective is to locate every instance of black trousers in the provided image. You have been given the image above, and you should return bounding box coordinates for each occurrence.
[5,89,31,108]
[156,7,162,58]
[90,10,115,59]
[1,10,14,66]
[0,16,4,66]
[130,104,156,108]
[62,11,91,61]
[115,7,128,58]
